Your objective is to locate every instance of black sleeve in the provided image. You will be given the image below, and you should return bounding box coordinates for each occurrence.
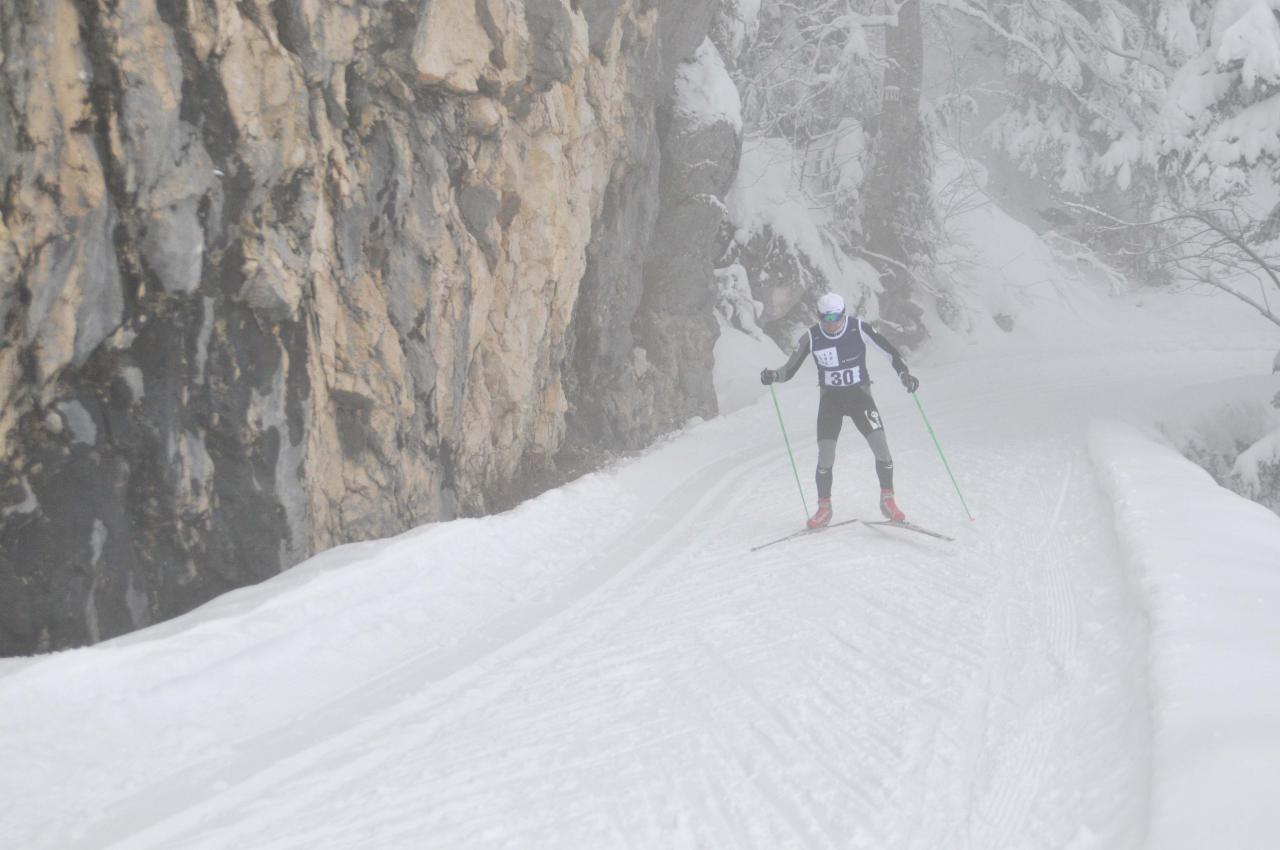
[859,320,909,375]
[774,332,812,382]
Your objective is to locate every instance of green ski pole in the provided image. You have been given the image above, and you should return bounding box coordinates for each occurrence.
[912,392,974,521]
[770,384,810,521]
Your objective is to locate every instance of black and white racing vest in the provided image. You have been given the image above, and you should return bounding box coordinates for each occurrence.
[808,318,872,389]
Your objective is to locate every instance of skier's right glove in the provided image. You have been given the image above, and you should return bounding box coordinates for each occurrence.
[899,371,920,393]
[760,368,777,386]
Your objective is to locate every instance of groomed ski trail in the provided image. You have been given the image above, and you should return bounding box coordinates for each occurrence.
[3,342,1269,850]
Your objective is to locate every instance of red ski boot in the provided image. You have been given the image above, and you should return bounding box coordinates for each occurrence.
[807,498,833,529]
[879,489,906,522]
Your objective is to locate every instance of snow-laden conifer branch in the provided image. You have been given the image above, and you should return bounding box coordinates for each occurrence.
[934,0,1148,133]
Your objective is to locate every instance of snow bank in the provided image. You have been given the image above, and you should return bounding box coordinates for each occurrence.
[1235,426,1280,495]
[672,38,741,133]
[921,146,1278,371]
[926,148,1126,353]
[712,312,785,415]
[0,408,783,846]
[1146,375,1280,514]
[1088,420,1280,850]
[711,263,786,414]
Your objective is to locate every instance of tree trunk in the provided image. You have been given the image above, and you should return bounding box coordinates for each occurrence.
[863,0,928,346]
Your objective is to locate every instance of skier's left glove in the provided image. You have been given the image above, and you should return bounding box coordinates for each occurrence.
[760,368,777,386]
[899,371,919,393]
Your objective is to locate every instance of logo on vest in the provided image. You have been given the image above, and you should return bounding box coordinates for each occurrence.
[814,348,840,368]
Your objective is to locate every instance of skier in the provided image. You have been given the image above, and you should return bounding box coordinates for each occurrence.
[760,292,920,528]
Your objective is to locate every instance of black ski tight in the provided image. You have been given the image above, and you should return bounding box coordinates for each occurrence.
[815,386,894,498]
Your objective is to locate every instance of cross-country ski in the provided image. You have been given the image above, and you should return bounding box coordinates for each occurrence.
[749,516,953,551]
[749,517,862,551]
[864,519,955,542]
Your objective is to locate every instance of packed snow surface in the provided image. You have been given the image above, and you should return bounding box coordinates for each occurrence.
[3,202,1279,849]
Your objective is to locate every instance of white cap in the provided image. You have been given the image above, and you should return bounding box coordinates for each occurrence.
[817,292,845,317]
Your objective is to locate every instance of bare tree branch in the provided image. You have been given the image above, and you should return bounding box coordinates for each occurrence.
[1200,272,1280,329]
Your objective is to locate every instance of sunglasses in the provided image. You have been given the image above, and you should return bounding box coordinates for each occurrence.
[820,312,844,322]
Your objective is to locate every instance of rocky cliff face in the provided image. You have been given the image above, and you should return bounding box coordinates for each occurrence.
[0,0,734,655]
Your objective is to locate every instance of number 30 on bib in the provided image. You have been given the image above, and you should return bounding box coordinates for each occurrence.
[824,367,860,387]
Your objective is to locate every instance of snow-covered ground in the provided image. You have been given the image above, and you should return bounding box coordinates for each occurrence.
[2,193,1279,849]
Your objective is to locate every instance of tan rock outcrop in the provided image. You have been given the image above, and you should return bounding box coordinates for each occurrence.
[0,0,728,654]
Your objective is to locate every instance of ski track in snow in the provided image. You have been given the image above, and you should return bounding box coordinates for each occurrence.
[3,340,1271,849]
[78,442,782,849]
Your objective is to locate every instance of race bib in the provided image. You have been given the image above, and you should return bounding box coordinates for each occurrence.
[823,367,861,387]
[814,348,840,368]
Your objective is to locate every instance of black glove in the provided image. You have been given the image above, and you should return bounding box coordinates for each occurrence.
[760,368,777,386]
[899,371,919,393]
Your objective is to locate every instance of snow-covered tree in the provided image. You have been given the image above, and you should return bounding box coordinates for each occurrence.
[1161,0,1280,195]
[936,0,1171,195]
[937,0,1280,325]
[1113,0,1280,325]
[728,0,938,345]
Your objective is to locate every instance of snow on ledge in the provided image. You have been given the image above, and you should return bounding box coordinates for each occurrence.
[1087,419,1280,850]
[673,38,742,133]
